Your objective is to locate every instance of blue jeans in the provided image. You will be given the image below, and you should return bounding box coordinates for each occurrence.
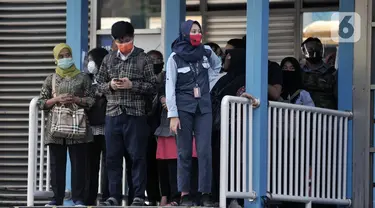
[105,113,149,202]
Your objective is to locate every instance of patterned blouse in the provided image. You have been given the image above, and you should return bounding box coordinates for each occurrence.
[37,73,95,145]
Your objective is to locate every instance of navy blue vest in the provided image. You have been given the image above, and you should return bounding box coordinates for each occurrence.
[173,54,212,114]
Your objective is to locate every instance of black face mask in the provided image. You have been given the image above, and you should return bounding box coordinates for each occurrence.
[153,63,164,74]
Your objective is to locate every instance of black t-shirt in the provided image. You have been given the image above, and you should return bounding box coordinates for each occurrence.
[268,60,283,86]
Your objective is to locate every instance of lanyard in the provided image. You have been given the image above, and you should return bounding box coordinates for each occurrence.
[189,62,200,86]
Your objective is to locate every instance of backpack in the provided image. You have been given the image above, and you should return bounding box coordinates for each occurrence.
[87,93,107,126]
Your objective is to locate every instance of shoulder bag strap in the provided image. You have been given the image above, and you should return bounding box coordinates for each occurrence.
[290,89,302,101]
[52,74,56,98]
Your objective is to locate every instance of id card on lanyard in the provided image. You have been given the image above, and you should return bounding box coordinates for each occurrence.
[189,62,201,99]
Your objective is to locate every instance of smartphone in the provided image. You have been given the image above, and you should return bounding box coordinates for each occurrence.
[113,78,123,82]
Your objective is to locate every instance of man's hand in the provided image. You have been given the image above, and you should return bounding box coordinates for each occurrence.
[116,77,133,89]
[110,79,119,90]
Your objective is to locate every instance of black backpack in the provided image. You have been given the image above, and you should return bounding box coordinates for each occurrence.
[87,94,107,126]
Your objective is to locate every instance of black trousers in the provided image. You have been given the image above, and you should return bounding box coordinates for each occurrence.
[146,135,160,203]
[49,143,87,205]
[124,150,134,205]
[158,159,199,203]
[211,130,220,202]
[84,135,109,205]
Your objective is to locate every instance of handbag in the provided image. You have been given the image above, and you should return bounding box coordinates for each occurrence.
[50,74,87,139]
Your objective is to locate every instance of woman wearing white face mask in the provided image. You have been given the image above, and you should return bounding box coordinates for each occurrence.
[38,43,95,206]
[84,47,110,205]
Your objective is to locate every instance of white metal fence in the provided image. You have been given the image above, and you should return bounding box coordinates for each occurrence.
[267,102,352,206]
[27,97,129,206]
[219,96,352,207]
[219,96,257,208]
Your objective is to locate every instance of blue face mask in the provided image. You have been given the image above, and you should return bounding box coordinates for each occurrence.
[57,58,74,69]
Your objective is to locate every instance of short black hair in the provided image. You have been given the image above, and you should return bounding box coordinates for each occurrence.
[88,47,109,68]
[227,38,245,49]
[205,42,221,52]
[147,50,163,59]
[111,21,134,39]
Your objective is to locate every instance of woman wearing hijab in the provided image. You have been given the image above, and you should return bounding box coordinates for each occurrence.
[84,47,109,205]
[165,20,221,206]
[280,57,315,106]
[38,43,95,206]
[152,50,199,206]
[210,48,246,205]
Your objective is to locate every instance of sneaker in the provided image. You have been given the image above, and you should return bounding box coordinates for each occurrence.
[99,197,119,206]
[131,197,145,206]
[180,194,193,207]
[45,200,60,207]
[74,200,85,207]
[200,193,214,207]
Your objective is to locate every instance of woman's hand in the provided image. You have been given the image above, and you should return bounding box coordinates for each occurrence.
[170,117,181,135]
[45,93,70,108]
[160,96,168,111]
[54,93,72,104]
[241,92,260,108]
[71,96,82,104]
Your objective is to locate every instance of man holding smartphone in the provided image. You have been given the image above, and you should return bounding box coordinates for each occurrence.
[96,21,157,206]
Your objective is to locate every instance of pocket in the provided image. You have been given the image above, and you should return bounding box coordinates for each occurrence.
[177,67,191,74]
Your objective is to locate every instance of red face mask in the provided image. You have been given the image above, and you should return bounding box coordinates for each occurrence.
[190,34,202,46]
[116,41,134,55]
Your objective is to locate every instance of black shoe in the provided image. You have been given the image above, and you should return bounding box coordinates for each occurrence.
[99,197,119,206]
[180,194,193,206]
[131,197,145,206]
[147,200,157,206]
[200,193,214,207]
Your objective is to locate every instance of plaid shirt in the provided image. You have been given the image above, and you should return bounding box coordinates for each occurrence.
[97,47,157,117]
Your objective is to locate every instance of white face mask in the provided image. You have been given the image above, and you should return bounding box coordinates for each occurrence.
[87,61,97,74]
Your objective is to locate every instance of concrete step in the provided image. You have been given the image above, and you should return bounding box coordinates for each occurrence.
[14,207,212,208]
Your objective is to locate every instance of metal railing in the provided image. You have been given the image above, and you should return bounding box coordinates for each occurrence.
[267,101,352,206]
[27,97,51,206]
[219,96,353,207]
[27,97,129,206]
[219,96,257,208]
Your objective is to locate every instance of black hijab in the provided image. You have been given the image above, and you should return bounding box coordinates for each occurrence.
[211,48,246,96]
[280,57,303,100]
[211,48,246,131]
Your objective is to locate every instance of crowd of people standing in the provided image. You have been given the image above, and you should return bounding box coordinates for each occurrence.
[37,19,337,207]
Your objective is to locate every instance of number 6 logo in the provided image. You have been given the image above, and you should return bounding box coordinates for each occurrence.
[331,12,361,43]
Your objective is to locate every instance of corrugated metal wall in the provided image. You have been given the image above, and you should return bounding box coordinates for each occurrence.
[206,10,296,63]
[0,0,91,206]
[0,0,66,206]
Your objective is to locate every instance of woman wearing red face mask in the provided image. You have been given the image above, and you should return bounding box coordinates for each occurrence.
[165,20,222,206]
